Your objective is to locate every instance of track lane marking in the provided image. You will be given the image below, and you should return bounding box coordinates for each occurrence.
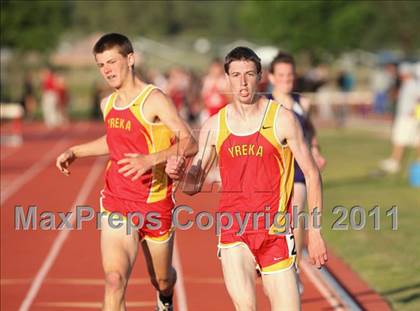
[18,157,106,311]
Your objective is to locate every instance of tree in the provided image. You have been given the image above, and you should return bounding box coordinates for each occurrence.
[71,1,242,39]
[1,0,71,53]
[239,1,420,56]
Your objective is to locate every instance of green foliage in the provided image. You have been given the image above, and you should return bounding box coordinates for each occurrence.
[1,0,71,52]
[369,1,420,53]
[71,1,241,38]
[1,1,243,52]
[1,1,419,55]
[72,1,171,37]
[239,0,420,55]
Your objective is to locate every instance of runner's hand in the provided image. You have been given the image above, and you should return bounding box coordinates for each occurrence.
[117,153,154,181]
[312,148,327,171]
[307,230,328,268]
[165,155,186,180]
[56,149,76,176]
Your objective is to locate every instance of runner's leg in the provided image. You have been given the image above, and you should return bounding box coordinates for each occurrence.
[141,234,177,298]
[262,268,300,311]
[101,214,139,311]
[220,245,257,311]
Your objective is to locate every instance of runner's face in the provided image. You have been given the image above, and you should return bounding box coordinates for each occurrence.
[226,60,260,105]
[270,63,294,94]
[95,47,134,89]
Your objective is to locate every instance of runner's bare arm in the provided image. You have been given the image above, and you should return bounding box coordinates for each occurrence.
[149,90,198,161]
[117,90,198,181]
[56,98,109,175]
[310,135,327,170]
[183,116,218,195]
[165,115,217,194]
[277,107,327,268]
[300,96,327,170]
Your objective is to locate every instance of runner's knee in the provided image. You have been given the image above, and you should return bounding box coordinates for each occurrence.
[105,271,126,292]
[156,267,177,292]
[156,276,173,292]
[233,299,256,311]
[226,284,255,311]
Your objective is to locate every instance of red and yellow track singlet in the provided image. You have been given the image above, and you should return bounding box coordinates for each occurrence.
[216,100,294,234]
[102,85,175,204]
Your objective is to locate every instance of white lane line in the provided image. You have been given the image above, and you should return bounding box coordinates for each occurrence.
[1,147,20,161]
[318,265,363,311]
[0,126,52,162]
[173,240,188,311]
[34,301,155,308]
[1,123,89,205]
[1,140,69,204]
[300,260,345,310]
[18,157,106,311]
[2,276,225,286]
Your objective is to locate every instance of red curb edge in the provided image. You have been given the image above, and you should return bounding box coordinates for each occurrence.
[326,248,392,310]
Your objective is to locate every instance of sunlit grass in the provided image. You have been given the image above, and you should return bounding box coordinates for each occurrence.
[319,128,419,311]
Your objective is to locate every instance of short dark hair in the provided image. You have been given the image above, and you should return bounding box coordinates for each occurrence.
[224,47,261,74]
[93,33,134,57]
[269,52,295,74]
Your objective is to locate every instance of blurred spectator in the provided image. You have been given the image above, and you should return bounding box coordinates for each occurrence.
[91,80,107,120]
[372,63,399,115]
[294,69,306,93]
[304,64,329,92]
[336,70,355,126]
[146,67,201,126]
[56,74,70,126]
[372,65,391,114]
[40,66,61,128]
[146,68,168,91]
[416,63,420,121]
[337,70,354,92]
[258,67,271,95]
[386,63,401,115]
[379,63,420,173]
[184,70,202,125]
[21,72,37,119]
[201,58,229,122]
[167,67,189,112]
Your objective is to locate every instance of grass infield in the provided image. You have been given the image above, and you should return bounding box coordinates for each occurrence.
[319,128,419,311]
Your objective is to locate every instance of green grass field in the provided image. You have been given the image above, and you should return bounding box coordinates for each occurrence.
[318,128,420,311]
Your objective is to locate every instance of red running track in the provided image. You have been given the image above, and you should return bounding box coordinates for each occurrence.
[1,122,390,310]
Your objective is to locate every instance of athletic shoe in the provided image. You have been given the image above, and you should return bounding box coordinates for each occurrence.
[379,158,400,174]
[156,292,173,311]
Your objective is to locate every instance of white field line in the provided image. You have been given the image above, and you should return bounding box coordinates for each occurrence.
[18,157,106,311]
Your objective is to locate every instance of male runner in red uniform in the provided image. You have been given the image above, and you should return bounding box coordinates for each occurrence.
[167,47,327,310]
[56,33,197,311]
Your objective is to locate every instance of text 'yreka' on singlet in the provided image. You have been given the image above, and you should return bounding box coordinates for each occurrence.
[103,85,175,204]
[216,100,294,234]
